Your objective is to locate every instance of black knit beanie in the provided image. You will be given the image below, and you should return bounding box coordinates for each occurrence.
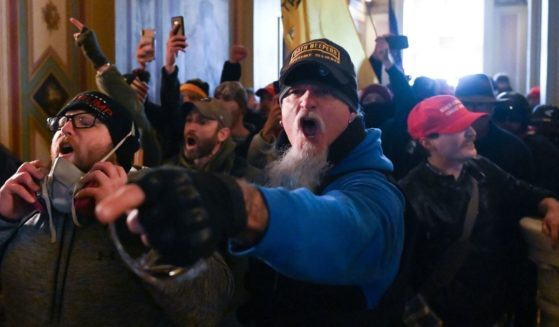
[53,91,140,171]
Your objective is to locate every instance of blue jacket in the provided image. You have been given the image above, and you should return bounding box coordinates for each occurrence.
[232,128,405,308]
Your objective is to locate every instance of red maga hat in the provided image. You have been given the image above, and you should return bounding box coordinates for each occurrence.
[408,95,488,140]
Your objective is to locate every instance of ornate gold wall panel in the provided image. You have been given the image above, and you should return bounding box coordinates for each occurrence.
[1,0,113,162]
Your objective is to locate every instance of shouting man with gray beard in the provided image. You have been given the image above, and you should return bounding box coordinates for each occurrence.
[96,38,406,325]
[265,138,331,190]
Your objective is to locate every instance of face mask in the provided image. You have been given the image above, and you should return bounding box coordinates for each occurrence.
[41,122,134,213]
[361,103,394,128]
[42,157,85,213]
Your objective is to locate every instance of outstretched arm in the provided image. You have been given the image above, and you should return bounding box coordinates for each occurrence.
[96,170,268,252]
[96,165,405,288]
[70,17,162,166]
[219,44,247,83]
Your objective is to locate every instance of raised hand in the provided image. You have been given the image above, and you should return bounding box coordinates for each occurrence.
[74,162,128,220]
[372,35,393,68]
[229,44,248,64]
[69,17,109,69]
[129,77,150,103]
[76,162,128,204]
[164,24,188,74]
[0,160,49,220]
[136,38,155,70]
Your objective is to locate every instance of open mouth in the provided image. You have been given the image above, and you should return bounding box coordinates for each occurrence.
[300,117,320,138]
[185,135,198,147]
[59,142,74,155]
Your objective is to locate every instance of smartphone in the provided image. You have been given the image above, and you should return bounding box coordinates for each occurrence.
[385,35,409,50]
[171,16,185,36]
[141,28,156,48]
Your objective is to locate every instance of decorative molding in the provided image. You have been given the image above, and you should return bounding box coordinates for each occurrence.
[42,0,61,31]
[28,115,52,162]
[27,0,70,79]
[29,46,71,79]
[31,73,69,117]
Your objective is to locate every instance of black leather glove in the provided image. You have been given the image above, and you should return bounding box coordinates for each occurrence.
[75,27,109,69]
[132,166,247,266]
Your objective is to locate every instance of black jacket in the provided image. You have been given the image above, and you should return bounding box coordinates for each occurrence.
[398,156,554,326]
[475,122,535,183]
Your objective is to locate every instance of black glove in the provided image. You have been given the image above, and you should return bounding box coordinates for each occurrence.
[75,27,109,69]
[132,166,247,266]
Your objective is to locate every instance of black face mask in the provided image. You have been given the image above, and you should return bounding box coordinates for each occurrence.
[361,103,395,128]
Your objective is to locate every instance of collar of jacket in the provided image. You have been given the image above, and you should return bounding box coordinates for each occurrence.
[178,138,236,174]
[420,157,487,186]
[327,116,366,167]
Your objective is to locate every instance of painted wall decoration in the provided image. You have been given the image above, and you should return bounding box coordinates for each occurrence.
[29,0,71,77]
[33,73,69,117]
[42,0,61,31]
[2,0,81,161]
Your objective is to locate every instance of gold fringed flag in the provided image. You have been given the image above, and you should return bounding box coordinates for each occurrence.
[281,0,379,88]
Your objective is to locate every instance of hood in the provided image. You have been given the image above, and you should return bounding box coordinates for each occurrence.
[328,128,393,177]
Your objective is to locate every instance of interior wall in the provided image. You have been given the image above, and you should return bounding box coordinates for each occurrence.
[484,1,528,94]
[0,0,15,152]
[115,0,231,102]
[252,0,281,90]
[0,0,114,162]
[527,0,541,92]
[540,0,559,106]
[81,0,115,91]
[232,0,254,88]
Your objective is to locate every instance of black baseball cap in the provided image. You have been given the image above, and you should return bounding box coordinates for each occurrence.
[279,39,358,112]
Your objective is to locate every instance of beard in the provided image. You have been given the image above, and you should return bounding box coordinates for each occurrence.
[265,142,331,191]
[184,132,219,160]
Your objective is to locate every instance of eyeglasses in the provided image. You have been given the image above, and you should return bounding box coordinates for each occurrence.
[47,112,99,132]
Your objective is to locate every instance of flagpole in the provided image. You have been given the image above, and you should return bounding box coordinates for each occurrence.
[365,0,378,37]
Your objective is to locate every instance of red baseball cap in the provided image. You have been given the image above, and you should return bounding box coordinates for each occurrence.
[256,82,278,98]
[407,95,488,140]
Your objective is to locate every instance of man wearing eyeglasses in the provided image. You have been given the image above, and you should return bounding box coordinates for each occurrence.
[0,91,233,326]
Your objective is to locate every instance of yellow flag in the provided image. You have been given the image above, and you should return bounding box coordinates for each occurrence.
[281,0,378,88]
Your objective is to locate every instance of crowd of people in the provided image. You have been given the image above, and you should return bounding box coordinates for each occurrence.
[0,16,558,326]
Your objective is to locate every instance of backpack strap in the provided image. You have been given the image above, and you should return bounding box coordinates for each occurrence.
[419,176,479,298]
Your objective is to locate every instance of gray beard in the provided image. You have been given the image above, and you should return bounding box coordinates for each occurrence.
[265,143,331,191]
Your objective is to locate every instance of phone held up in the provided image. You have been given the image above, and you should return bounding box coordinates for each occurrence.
[140,28,156,62]
[385,35,409,50]
[141,28,156,47]
[171,16,185,36]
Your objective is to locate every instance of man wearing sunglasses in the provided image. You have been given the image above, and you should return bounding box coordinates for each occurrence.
[0,91,233,325]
